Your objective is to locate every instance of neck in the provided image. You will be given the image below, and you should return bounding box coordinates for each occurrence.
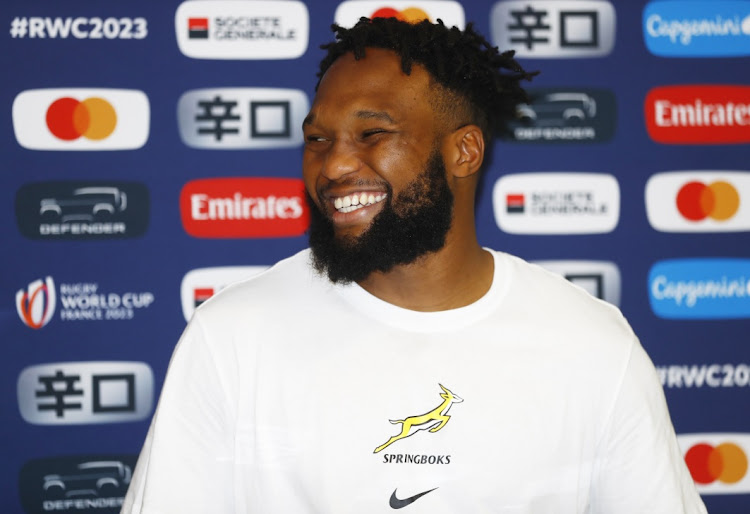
[355,226,494,312]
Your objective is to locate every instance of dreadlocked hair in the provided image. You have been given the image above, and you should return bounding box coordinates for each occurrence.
[316,17,537,141]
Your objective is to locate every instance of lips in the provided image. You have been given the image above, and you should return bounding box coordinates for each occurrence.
[332,192,387,213]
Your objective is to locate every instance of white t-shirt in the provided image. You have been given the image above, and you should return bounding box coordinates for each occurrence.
[122,249,707,514]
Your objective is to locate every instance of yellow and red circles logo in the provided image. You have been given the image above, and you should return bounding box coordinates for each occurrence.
[646,171,750,232]
[334,1,465,29]
[678,434,750,494]
[492,173,620,234]
[531,260,621,306]
[657,363,750,389]
[490,0,616,58]
[370,6,430,22]
[645,85,750,144]
[178,88,309,149]
[175,0,309,59]
[12,89,149,151]
[180,266,269,321]
[180,178,309,238]
[16,277,56,329]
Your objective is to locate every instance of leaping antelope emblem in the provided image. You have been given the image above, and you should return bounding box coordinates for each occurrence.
[374,384,464,453]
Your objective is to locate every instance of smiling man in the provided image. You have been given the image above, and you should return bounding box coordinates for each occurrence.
[123,18,706,514]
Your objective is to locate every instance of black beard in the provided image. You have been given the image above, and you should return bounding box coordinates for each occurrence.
[307,150,454,284]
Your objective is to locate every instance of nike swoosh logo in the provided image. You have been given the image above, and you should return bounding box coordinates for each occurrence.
[389,487,438,509]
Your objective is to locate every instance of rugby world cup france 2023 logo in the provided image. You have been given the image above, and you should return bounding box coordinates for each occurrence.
[16,277,56,329]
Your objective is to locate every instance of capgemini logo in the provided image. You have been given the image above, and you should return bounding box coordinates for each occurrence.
[16,277,56,329]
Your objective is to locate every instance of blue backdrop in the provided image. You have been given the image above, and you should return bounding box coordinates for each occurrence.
[3,0,749,512]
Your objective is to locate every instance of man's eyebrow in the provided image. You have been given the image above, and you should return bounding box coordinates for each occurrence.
[355,110,396,123]
[303,110,396,127]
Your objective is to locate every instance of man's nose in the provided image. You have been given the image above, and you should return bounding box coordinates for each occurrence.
[321,141,362,181]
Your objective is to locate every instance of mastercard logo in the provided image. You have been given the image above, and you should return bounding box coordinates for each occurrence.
[335,2,465,30]
[12,88,149,151]
[677,180,739,222]
[46,97,117,141]
[371,6,430,22]
[645,171,750,233]
[685,442,748,485]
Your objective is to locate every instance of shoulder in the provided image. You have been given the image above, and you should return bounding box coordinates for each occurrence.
[491,249,637,349]
[193,249,328,322]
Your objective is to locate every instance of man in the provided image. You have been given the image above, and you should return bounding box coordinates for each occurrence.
[123,18,706,513]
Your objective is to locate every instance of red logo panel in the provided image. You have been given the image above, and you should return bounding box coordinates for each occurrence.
[645,85,750,144]
[180,178,309,238]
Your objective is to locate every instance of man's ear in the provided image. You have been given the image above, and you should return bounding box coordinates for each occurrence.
[444,124,484,179]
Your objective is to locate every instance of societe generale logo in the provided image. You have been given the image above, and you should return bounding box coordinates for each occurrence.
[334,1,465,29]
[646,171,750,232]
[175,0,309,59]
[677,433,750,494]
[645,85,750,144]
[180,178,309,238]
[16,277,56,329]
[12,89,149,151]
[181,266,269,321]
[492,172,620,234]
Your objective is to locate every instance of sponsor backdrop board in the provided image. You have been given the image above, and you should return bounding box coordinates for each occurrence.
[2,0,749,511]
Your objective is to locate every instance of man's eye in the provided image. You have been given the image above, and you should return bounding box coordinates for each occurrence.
[362,129,386,138]
[305,135,327,143]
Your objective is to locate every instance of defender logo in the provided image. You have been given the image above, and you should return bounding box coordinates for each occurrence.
[374,384,463,453]
[19,454,138,514]
[507,88,616,143]
[16,181,150,240]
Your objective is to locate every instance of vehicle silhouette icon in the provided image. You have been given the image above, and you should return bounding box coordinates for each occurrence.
[39,187,127,222]
[516,93,597,126]
[42,460,132,498]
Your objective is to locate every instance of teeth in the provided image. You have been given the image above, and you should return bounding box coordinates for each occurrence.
[333,192,387,213]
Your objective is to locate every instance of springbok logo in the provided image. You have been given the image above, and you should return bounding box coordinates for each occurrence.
[16,277,56,329]
[374,384,463,453]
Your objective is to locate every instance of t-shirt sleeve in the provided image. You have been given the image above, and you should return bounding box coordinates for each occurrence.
[589,339,707,514]
[121,312,237,514]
